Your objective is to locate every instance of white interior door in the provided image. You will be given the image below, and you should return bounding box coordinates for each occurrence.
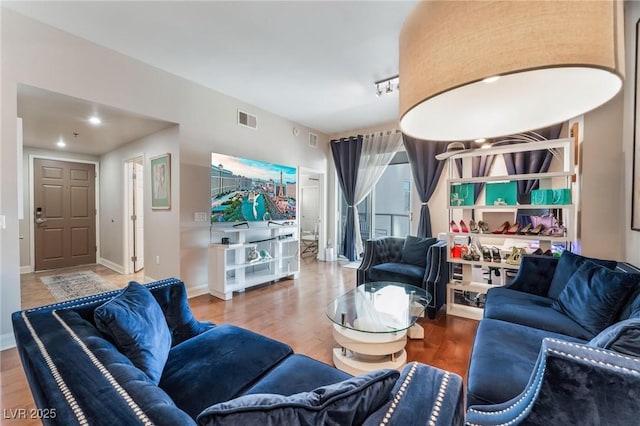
[301,186,319,232]
[134,161,144,271]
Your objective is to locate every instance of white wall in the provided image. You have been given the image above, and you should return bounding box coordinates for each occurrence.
[0,9,330,347]
[99,125,180,280]
[623,1,640,266]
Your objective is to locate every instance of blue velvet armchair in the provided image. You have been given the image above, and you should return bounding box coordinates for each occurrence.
[357,237,448,319]
[465,337,640,425]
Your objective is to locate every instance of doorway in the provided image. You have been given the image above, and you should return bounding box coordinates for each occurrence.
[125,156,145,273]
[33,158,97,271]
[299,168,326,260]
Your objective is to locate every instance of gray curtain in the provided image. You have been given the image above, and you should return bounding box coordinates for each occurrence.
[403,135,450,237]
[330,136,362,261]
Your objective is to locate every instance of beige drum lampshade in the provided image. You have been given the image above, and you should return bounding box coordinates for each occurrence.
[399,0,624,141]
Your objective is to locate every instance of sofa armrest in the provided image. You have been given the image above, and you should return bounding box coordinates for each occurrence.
[466,338,640,425]
[424,240,449,319]
[503,255,558,297]
[357,237,405,285]
[364,362,464,426]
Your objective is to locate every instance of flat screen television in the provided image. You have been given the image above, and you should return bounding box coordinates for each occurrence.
[211,152,297,223]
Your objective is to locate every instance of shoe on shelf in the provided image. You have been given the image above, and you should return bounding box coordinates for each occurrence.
[469,244,482,261]
[518,223,532,234]
[541,226,565,237]
[492,221,510,234]
[527,224,544,235]
[505,222,521,235]
[462,246,474,261]
[491,246,502,263]
[469,220,480,233]
[478,221,490,233]
[543,249,553,256]
[450,220,460,233]
[531,248,543,255]
[459,220,470,233]
[506,247,526,265]
[482,246,492,262]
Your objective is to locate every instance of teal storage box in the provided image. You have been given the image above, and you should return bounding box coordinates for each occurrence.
[552,188,571,205]
[450,183,474,206]
[531,189,554,205]
[485,181,517,205]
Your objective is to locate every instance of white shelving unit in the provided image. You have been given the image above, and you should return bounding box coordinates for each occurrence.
[445,138,577,320]
[208,225,299,300]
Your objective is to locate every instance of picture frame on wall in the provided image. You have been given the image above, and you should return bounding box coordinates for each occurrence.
[151,153,171,209]
[633,20,640,231]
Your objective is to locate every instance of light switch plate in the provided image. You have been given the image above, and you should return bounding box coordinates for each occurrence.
[194,212,208,222]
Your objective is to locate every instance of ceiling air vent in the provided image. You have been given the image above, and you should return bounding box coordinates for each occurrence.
[238,110,257,129]
[308,132,318,148]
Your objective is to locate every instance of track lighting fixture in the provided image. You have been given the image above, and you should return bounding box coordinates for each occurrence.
[374,75,399,97]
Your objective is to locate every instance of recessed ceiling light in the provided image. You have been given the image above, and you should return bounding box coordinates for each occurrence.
[89,116,102,125]
[482,76,500,84]
[481,143,492,149]
[57,140,66,148]
[474,138,486,144]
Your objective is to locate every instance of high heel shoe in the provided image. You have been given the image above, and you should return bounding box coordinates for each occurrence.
[482,246,492,262]
[469,220,480,233]
[527,224,544,235]
[506,247,526,265]
[531,248,543,255]
[450,220,460,233]
[459,220,469,233]
[517,223,532,235]
[505,222,521,235]
[491,247,502,263]
[492,221,510,234]
[478,221,490,233]
[470,245,481,261]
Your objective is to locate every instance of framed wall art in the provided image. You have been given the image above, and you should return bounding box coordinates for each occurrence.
[151,153,171,209]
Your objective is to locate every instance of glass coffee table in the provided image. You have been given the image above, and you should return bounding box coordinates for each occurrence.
[325,282,431,375]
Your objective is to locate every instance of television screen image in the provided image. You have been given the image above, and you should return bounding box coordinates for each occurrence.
[211,153,297,223]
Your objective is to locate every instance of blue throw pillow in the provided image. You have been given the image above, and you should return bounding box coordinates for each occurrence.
[547,251,617,300]
[551,262,640,336]
[589,318,640,357]
[94,282,172,384]
[401,236,436,268]
[196,369,399,426]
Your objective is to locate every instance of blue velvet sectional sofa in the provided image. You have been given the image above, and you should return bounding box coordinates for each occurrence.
[358,236,449,319]
[12,278,465,425]
[466,252,640,424]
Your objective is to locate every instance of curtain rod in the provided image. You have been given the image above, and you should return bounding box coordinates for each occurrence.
[332,129,401,142]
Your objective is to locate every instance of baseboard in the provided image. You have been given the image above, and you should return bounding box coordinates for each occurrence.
[20,265,32,274]
[1,332,16,351]
[187,283,209,298]
[99,258,124,274]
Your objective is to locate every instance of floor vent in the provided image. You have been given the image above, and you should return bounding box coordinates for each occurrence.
[308,132,318,148]
[238,110,257,129]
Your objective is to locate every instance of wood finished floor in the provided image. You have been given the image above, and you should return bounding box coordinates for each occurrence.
[1,259,477,425]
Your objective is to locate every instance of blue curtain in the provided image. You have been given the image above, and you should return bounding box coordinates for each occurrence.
[403,135,449,237]
[330,136,363,261]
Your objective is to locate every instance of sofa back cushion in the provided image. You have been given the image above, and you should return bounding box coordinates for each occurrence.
[196,369,399,426]
[401,236,436,268]
[94,282,172,384]
[588,318,640,357]
[547,251,617,300]
[551,262,640,336]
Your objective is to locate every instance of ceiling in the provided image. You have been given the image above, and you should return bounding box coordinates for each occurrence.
[6,0,417,152]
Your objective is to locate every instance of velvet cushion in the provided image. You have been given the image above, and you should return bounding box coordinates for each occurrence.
[160,324,293,419]
[551,262,640,336]
[401,236,435,268]
[484,287,593,340]
[242,354,351,396]
[588,318,640,357]
[196,369,399,426]
[94,282,172,384]
[369,263,424,287]
[547,251,617,300]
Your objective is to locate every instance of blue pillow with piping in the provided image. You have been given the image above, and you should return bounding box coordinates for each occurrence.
[589,317,640,357]
[94,282,172,384]
[401,236,436,268]
[547,250,617,299]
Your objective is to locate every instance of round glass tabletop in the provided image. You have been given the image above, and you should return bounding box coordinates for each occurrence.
[325,282,432,334]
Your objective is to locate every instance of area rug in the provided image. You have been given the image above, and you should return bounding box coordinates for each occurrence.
[40,271,118,302]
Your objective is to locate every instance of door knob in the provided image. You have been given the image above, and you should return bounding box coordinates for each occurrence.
[35,217,48,224]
